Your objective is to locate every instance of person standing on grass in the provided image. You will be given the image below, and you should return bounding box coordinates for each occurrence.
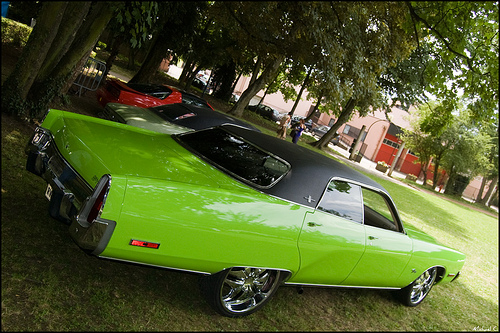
[277,112,291,139]
[291,118,306,144]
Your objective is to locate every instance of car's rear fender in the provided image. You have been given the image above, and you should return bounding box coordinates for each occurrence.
[98,175,305,275]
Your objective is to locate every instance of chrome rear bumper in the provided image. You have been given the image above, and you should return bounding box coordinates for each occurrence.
[25,127,93,222]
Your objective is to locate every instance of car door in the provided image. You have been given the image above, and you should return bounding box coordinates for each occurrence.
[341,187,412,288]
[293,180,366,285]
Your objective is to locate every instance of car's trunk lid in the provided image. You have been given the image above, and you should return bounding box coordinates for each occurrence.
[47,110,240,189]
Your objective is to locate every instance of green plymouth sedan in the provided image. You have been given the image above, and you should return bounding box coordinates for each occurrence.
[25,109,465,317]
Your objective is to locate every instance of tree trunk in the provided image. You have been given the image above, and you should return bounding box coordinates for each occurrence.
[312,98,356,150]
[228,55,285,117]
[178,55,195,85]
[183,64,202,91]
[479,175,498,205]
[305,94,324,123]
[1,2,68,116]
[101,35,125,82]
[289,67,312,116]
[130,18,171,83]
[249,56,262,87]
[476,176,488,202]
[432,153,443,190]
[230,72,243,94]
[444,164,457,195]
[35,2,92,83]
[27,2,114,118]
[257,86,269,106]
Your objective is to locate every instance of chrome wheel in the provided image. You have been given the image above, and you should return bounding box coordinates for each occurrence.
[220,267,280,314]
[397,267,437,307]
[200,267,282,317]
[409,267,437,305]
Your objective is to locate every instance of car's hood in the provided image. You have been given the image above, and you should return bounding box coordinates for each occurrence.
[106,103,192,135]
[46,110,241,189]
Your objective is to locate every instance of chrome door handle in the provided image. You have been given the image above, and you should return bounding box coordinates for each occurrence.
[368,236,378,240]
[307,222,322,227]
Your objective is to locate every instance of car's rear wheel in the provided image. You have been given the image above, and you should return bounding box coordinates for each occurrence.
[397,267,437,306]
[200,267,282,317]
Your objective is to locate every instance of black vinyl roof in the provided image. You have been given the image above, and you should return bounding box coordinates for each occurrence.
[151,104,260,132]
[221,124,389,208]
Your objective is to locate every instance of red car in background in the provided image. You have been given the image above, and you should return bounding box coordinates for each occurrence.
[96,79,214,110]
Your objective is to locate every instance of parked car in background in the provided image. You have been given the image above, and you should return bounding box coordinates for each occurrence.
[96,78,213,110]
[290,115,313,131]
[247,104,282,122]
[229,93,240,103]
[312,125,331,137]
[100,103,259,133]
[26,109,465,317]
[192,73,211,91]
[312,125,340,145]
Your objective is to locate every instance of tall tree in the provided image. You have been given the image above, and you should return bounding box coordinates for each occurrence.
[100,1,158,81]
[475,120,499,205]
[406,1,499,123]
[29,1,115,117]
[130,2,206,83]
[312,2,498,149]
[2,1,116,120]
[208,1,303,117]
[307,2,413,149]
[2,2,69,116]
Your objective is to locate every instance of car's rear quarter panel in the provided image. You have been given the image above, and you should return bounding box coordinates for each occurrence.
[99,176,305,275]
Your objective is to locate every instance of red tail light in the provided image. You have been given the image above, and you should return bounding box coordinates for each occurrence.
[86,179,109,223]
[78,175,111,225]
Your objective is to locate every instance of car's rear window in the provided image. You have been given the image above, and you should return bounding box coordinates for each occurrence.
[176,128,290,188]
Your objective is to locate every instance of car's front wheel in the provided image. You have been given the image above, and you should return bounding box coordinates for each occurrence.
[200,267,282,317]
[397,267,437,306]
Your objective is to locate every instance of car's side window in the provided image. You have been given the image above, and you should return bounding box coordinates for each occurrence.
[317,180,363,223]
[361,187,400,232]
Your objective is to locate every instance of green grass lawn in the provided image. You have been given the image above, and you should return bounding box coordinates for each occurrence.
[2,110,498,331]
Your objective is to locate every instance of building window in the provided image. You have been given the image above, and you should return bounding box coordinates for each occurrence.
[382,138,400,149]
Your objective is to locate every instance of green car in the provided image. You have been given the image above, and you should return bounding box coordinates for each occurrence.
[25,109,465,317]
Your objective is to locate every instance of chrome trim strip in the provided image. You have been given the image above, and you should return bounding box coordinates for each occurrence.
[97,256,212,276]
[283,281,401,290]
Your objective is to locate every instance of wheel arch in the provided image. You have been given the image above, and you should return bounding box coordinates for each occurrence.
[434,265,447,284]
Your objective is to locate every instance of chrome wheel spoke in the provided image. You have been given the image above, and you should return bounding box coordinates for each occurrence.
[219,267,280,314]
[410,268,436,304]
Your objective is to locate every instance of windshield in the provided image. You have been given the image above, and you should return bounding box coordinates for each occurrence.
[176,128,290,188]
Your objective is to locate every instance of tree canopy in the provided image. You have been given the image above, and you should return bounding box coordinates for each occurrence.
[3,1,498,143]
